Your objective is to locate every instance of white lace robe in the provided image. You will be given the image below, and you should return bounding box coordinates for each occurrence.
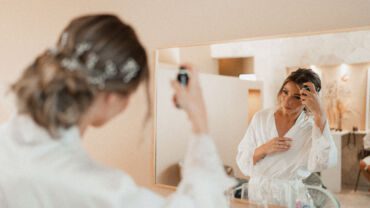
[236,108,337,207]
[0,115,235,208]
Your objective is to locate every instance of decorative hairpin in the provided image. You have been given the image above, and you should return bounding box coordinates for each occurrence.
[49,32,140,88]
[121,58,140,83]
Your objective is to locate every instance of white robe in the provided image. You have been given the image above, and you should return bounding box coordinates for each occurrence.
[236,108,337,207]
[0,114,235,208]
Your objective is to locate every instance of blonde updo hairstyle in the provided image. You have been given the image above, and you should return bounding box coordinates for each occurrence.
[12,14,149,137]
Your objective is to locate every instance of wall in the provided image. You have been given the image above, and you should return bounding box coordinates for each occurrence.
[157,48,180,65]
[178,46,218,74]
[211,30,370,111]
[1,0,370,207]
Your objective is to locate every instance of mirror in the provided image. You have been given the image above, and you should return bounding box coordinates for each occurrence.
[154,29,370,206]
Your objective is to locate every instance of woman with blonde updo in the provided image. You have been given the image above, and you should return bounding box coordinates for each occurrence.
[0,14,234,208]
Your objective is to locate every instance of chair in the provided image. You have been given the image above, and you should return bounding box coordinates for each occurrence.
[306,185,341,208]
[355,148,370,192]
[230,179,249,200]
[354,134,370,191]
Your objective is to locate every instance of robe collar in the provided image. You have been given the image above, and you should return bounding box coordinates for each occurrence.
[6,113,81,146]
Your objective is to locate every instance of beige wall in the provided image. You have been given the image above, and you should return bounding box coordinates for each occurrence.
[179,46,219,74]
[1,0,370,207]
[158,48,180,65]
[211,30,370,111]
[158,46,219,74]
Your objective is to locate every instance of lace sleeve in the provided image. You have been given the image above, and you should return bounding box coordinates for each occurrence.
[107,135,235,208]
[307,121,337,172]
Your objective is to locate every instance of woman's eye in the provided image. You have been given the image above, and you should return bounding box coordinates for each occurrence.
[294,96,301,100]
[283,90,288,95]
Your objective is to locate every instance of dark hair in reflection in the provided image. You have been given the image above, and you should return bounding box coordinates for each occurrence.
[278,68,321,96]
[277,68,321,113]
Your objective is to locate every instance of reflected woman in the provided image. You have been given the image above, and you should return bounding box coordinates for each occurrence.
[0,14,234,207]
[237,68,337,206]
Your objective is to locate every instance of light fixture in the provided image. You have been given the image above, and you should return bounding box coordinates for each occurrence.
[239,74,257,81]
[339,63,349,75]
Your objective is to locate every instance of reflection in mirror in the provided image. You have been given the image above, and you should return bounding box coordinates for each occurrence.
[155,67,262,186]
[155,29,370,207]
[288,63,369,131]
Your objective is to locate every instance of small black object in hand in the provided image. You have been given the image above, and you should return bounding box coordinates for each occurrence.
[177,66,189,86]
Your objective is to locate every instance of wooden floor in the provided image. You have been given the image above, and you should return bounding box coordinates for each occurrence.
[335,187,370,208]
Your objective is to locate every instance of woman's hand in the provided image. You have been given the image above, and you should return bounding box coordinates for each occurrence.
[253,137,292,164]
[171,64,208,135]
[262,137,292,154]
[300,82,327,131]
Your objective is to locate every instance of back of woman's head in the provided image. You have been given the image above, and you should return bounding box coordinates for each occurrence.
[12,14,148,137]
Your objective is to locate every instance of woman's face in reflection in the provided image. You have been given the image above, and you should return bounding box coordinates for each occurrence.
[278,81,304,114]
